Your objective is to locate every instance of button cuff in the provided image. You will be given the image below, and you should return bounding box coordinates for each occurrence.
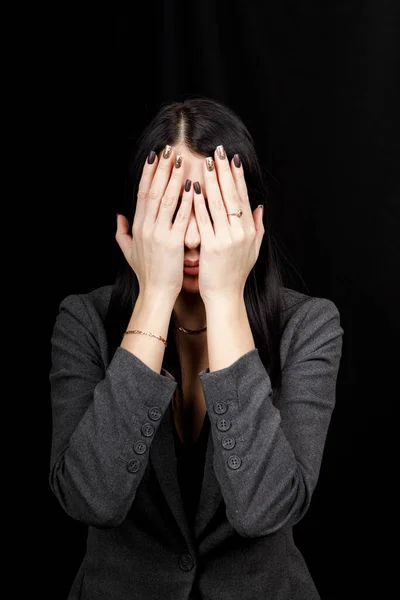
[127,459,140,473]
[227,455,242,470]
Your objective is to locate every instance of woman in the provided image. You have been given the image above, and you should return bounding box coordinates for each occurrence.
[49,96,343,599]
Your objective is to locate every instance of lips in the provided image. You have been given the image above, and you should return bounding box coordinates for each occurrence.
[184,260,199,267]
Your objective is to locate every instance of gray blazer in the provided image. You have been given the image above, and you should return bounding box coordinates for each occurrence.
[49,285,343,599]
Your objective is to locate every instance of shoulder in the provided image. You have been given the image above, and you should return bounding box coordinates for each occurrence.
[278,287,343,365]
[51,285,114,371]
[54,284,114,338]
[58,284,113,317]
[280,286,341,327]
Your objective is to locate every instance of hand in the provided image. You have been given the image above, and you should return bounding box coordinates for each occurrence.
[116,146,193,301]
[193,148,264,304]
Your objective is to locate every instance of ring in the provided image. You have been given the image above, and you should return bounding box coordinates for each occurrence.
[226,210,243,218]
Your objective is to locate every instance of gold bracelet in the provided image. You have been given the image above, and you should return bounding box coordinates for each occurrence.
[124,329,168,347]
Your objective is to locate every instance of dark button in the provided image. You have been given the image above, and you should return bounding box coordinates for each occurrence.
[127,459,140,473]
[148,407,162,421]
[222,436,236,450]
[227,455,242,470]
[216,417,231,432]
[213,401,227,415]
[133,441,147,455]
[141,423,155,437]
[179,553,194,572]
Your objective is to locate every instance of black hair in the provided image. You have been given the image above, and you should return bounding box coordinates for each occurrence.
[105,95,288,401]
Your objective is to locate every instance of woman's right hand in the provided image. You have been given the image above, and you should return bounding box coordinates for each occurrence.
[116,145,193,302]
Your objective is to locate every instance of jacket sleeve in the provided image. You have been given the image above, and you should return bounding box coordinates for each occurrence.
[49,293,177,528]
[198,297,343,538]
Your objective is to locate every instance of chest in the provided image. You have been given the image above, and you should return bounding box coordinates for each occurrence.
[173,368,208,446]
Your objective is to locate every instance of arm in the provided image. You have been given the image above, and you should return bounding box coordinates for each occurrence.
[205,294,255,372]
[49,292,177,528]
[199,296,343,537]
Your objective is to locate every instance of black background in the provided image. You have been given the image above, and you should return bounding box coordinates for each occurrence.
[37,3,399,598]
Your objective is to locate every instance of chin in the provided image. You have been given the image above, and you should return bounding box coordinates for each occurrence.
[182,274,200,293]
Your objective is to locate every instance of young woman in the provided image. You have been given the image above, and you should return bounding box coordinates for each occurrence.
[49,96,343,599]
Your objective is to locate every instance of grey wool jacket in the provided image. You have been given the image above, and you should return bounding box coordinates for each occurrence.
[49,284,343,600]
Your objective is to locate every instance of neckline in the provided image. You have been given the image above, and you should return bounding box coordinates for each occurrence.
[173,411,210,449]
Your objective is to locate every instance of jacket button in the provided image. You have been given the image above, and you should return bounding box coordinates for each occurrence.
[213,401,227,414]
[216,417,231,432]
[127,459,140,473]
[222,436,236,450]
[141,423,155,437]
[227,455,242,470]
[148,407,162,421]
[179,553,194,571]
[133,441,147,455]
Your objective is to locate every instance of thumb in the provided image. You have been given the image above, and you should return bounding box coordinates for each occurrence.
[254,204,264,231]
[115,213,133,263]
[253,205,265,255]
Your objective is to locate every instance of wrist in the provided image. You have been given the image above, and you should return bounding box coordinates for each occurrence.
[137,290,177,311]
[128,293,175,333]
[203,292,245,312]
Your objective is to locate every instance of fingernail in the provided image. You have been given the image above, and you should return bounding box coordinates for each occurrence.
[185,179,192,192]
[175,155,182,168]
[233,154,241,168]
[206,157,214,171]
[163,145,172,159]
[194,181,201,194]
[147,150,156,164]
[258,204,264,214]
[216,145,226,160]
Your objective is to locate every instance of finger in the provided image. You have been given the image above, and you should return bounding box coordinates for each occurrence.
[213,146,248,226]
[142,145,176,224]
[193,180,215,241]
[115,213,133,263]
[229,153,252,222]
[201,156,229,231]
[156,154,186,227]
[134,150,159,223]
[171,178,194,236]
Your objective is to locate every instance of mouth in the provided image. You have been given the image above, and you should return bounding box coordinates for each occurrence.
[183,264,199,275]
[184,260,199,267]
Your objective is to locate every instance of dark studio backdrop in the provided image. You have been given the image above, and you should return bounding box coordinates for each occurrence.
[40,2,399,598]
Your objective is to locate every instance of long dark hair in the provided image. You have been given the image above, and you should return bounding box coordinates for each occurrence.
[106,96,287,394]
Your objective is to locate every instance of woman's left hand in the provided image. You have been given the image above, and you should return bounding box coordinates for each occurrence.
[193,146,265,304]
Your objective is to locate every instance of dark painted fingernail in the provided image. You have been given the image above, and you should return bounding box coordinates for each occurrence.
[194,181,201,194]
[175,155,182,168]
[233,154,241,168]
[147,150,156,164]
[185,179,192,192]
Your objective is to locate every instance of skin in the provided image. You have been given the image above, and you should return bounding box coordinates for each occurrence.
[164,144,263,342]
[166,145,210,337]
[117,143,264,365]
[116,144,264,440]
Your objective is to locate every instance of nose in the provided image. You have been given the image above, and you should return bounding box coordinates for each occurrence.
[184,205,201,249]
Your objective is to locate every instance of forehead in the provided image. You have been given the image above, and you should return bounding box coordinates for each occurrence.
[160,146,206,192]
[173,144,205,162]
[157,144,205,168]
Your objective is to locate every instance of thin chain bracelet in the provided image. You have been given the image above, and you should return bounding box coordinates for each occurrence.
[124,329,168,347]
